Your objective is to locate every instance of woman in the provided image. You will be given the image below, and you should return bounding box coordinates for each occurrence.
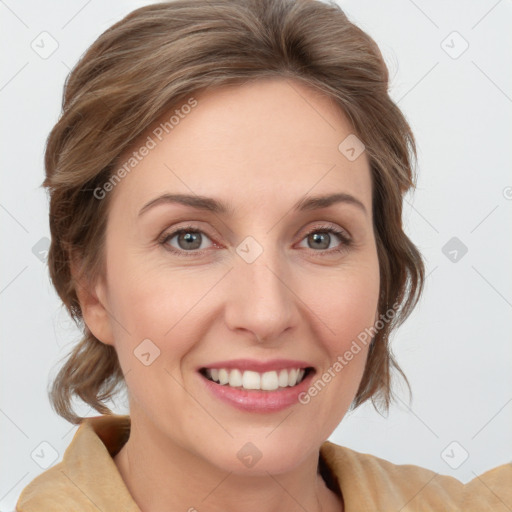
[16,0,511,510]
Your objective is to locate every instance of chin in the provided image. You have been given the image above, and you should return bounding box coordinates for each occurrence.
[194,430,318,476]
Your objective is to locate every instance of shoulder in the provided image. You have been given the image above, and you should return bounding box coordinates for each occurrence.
[462,462,512,511]
[321,441,464,511]
[15,462,89,511]
[16,415,136,512]
[321,441,512,511]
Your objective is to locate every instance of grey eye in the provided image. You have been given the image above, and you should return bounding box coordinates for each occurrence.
[307,232,332,250]
[163,229,213,252]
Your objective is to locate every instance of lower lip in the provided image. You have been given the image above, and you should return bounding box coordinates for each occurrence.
[200,371,314,413]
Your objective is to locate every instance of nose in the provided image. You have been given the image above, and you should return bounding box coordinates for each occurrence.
[224,247,299,344]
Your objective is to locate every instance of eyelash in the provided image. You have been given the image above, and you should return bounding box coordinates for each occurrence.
[158,223,352,258]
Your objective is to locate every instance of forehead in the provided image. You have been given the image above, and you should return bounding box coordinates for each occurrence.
[110,77,372,217]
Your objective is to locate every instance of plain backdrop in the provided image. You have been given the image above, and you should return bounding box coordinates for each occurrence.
[1,0,511,509]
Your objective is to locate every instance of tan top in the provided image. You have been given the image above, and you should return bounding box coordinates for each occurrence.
[16,414,511,511]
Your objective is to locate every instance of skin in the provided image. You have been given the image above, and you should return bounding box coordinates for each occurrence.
[77,77,380,512]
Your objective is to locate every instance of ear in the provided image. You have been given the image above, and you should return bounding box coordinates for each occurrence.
[71,254,115,346]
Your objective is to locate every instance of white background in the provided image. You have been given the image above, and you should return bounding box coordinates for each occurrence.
[1,0,511,509]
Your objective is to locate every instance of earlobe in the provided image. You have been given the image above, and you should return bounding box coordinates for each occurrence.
[71,255,115,346]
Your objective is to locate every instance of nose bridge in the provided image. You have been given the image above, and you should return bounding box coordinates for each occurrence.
[225,239,297,341]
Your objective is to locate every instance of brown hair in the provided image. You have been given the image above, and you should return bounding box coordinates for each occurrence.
[45,0,424,424]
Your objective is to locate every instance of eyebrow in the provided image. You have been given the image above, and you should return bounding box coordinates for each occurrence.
[138,192,367,217]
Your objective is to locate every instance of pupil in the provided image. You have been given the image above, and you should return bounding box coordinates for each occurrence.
[310,232,329,250]
[179,231,201,250]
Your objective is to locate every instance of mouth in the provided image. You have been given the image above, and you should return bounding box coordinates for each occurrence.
[197,359,316,412]
[199,366,314,391]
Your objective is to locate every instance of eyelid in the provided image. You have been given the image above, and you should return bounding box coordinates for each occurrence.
[158,223,220,254]
[296,223,352,255]
[158,221,352,256]
[299,221,351,240]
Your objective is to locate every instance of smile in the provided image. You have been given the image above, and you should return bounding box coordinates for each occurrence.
[198,359,316,412]
[201,367,311,390]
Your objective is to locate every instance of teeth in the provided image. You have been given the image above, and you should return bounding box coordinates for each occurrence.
[228,369,243,387]
[242,370,260,390]
[218,368,229,385]
[260,371,279,391]
[204,367,308,390]
[278,369,289,387]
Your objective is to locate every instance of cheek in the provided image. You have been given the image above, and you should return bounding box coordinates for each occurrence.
[104,263,203,408]
[332,278,379,349]
[304,259,380,349]
[299,257,379,396]
[104,254,218,360]
[106,233,379,364]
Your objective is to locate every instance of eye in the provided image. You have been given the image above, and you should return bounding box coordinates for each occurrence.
[297,225,352,254]
[159,225,215,255]
[158,223,352,257]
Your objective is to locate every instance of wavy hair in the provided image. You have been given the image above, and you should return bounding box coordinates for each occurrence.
[44,0,425,424]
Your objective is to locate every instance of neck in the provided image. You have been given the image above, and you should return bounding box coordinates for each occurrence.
[113,414,343,512]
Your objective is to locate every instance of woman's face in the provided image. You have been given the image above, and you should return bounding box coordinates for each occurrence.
[84,77,380,474]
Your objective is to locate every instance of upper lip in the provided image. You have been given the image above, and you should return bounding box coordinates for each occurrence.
[199,359,314,373]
